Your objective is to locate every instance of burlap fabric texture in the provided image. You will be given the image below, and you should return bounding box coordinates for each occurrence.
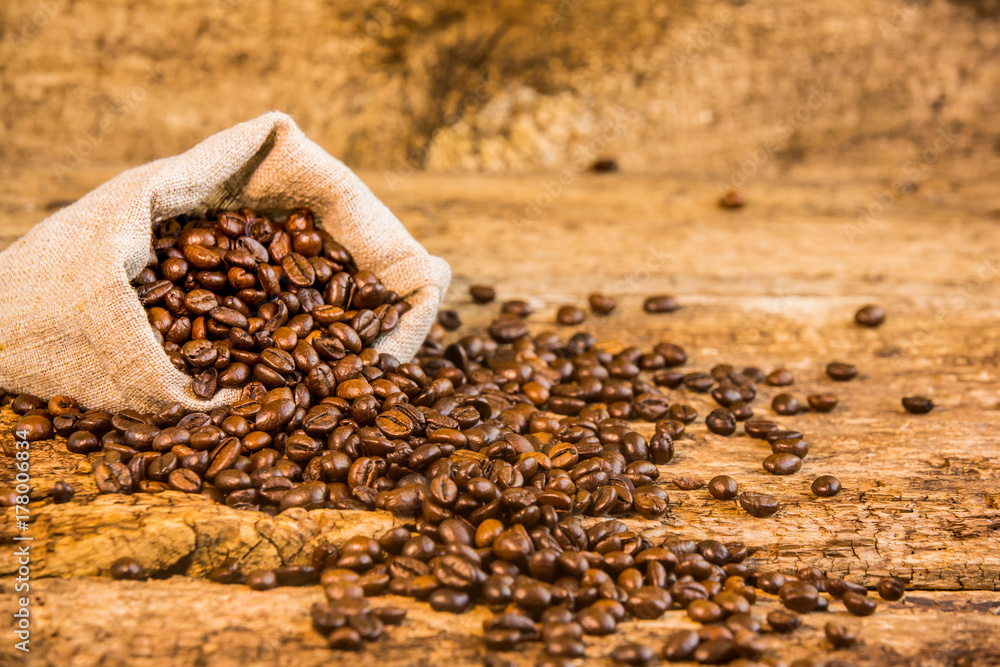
[0,112,451,413]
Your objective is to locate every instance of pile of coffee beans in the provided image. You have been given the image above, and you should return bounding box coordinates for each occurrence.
[4,208,923,664]
[132,207,410,399]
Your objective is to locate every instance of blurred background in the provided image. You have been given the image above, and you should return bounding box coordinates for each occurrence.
[2,0,1000,184]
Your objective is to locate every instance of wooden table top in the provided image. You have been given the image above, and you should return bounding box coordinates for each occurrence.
[1,164,998,666]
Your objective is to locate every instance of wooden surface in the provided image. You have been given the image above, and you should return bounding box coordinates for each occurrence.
[3,0,1000,175]
[2,165,1000,665]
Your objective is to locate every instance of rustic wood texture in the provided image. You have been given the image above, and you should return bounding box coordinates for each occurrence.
[2,0,1000,174]
[2,165,1000,664]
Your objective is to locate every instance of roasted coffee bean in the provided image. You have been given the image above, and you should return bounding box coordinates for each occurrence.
[705,409,737,436]
[738,492,779,517]
[855,304,885,327]
[588,293,617,315]
[877,577,906,601]
[470,285,496,303]
[811,475,841,497]
[429,587,470,613]
[555,305,585,325]
[771,393,800,415]
[743,419,778,439]
[843,590,877,616]
[762,453,802,475]
[902,396,934,414]
[95,461,133,494]
[779,581,820,612]
[109,557,145,580]
[825,620,857,648]
[707,475,738,501]
[611,643,654,665]
[767,609,801,633]
[327,627,363,650]
[807,393,839,412]
[643,295,678,313]
[52,480,75,503]
[437,309,462,330]
[488,318,529,343]
[672,477,705,491]
[15,415,54,441]
[662,629,700,661]
[766,369,795,386]
[826,361,858,381]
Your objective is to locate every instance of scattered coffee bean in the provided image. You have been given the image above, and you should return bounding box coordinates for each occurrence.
[855,304,885,327]
[825,620,857,648]
[767,609,801,633]
[779,581,820,612]
[902,396,934,414]
[843,590,877,616]
[501,299,533,317]
[807,393,839,412]
[762,453,802,476]
[437,310,462,331]
[771,393,800,415]
[707,475,738,501]
[706,409,737,436]
[556,305,585,325]
[826,362,858,381]
[52,480,75,503]
[811,475,841,497]
[719,190,745,209]
[766,369,795,386]
[470,285,496,303]
[739,492,779,517]
[110,557,144,580]
[877,577,906,601]
[611,643,655,665]
[588,293,617,315]
[643,295,678,313]
[672,477,706,491]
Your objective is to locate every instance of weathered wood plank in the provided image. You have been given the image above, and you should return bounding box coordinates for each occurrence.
[1,577,998,667]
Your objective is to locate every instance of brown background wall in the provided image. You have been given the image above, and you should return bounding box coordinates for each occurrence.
[2,0,999,183]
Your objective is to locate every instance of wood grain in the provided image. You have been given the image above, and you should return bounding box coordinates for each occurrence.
[2,165,1000,664]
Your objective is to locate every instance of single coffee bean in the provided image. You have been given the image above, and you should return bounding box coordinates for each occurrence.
[470,285,496,303]
[705,409,737,436]
[246,569,278,591]
[762,453,802,475]
[588,293,617,315]
[744,419,778,439]
[811,475,841,497]
[767,609,801,633]
[825,620,857,648]
[707,475,738,501]
[672,477,705,491]
[771,393,800,415]
[611,643,655,665]
[500,299,533,317]
[52,480,75,503]
[488,319,529,343]
[855,304,885,327]
[15,415,54,441]
[437,309,462,330]
[843,590,877,616]
[902,396,934,414]
[110,557,144,580]
[779,581,820,612]
[662,629,700,661]
[807,393,838,412]
[643,295,678,313]
[826,361,858,381]
[755,570,786,594]
[771,438,809,459]
[877,577,906,601]
[766,369,795,386]
[555,305,585,326]
[738,492,779,517]
[327,627,363,650]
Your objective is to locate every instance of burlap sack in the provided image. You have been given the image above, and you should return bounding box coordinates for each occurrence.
[0,112,450,414]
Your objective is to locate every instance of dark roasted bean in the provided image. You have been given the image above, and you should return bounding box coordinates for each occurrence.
[855,304,885,327]
[902,395,934,414]
[811,474,841,497]
[738,492,779,517]
[826,361,858,381]
[707,475,738,501]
